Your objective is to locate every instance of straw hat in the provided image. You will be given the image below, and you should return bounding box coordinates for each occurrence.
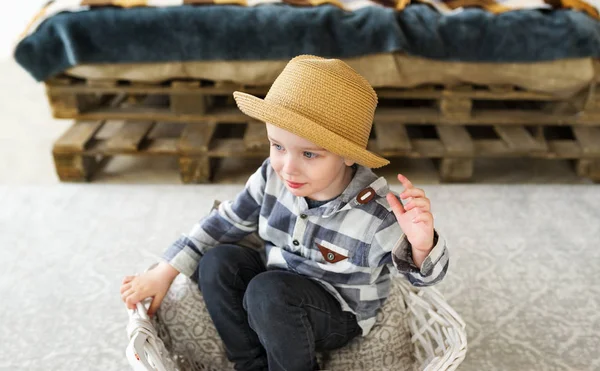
[233,55,390,168]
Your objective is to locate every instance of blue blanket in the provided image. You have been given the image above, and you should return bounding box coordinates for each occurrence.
[14,4,600,82]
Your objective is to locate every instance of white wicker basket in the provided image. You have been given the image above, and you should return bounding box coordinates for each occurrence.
[127,274,467,371]
[397,279,467,371]
[125,201,467,371]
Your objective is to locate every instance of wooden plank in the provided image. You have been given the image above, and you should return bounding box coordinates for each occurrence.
[436,126,474,155]
[576,159,600,182]
[72,104,600,126]
[171,81,207,114]
[145,138,179,155]
[487,85,516,94]
[494,126,548,152]
[409,140,445,157]
[47,82,270,96]
[49,81,555,101]
[104,121,154,153]
[178,122,218,154]
[86,79,117,88]
[52,152,104,182]
[548,140,582,158]
[53,120,105,153]
[473,140,510,156]
[439,159,474,182]
[572,127,600,155]
[438,96,472,119]
[84,138,177,156]
[244,122,270,151]
[374,122,412,152]
[437,86,473,119]
[374,108,597,126]
[208,139,270,157]
[179,156,213,183]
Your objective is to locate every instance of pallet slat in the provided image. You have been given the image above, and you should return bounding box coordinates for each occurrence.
[145,138,179,155]
[244,122,270,151]
[438,87,473,120]
[54,120,105,152]
[572,127,600,155]
[436,126,474,155]
[178,122,218,154]
[209,139,271,157]
[105,121,154,153]
[494,126,548,152]
[374,122,412,152]
[70,104,600,126]
[171,81,207,114]
[48,78,556,100]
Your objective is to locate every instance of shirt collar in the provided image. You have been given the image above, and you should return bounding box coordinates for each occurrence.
[291,165,390,217]
[321,165,390,217]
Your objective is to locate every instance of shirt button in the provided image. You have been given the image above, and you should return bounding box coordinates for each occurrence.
[293,240,300,246]
[300,214,307,219]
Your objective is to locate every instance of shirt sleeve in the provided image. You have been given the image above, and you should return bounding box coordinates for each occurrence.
[371,211,449,287]
[161,159,269,277]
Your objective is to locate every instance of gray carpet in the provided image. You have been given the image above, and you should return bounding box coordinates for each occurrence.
[1,184,599,371]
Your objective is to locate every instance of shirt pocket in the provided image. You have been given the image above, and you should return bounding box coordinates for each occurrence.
[315,239,352,264]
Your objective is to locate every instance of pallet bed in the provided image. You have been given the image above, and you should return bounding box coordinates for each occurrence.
[47,76,600,183]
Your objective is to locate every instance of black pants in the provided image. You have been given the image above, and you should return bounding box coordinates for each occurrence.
[197,244,361,371]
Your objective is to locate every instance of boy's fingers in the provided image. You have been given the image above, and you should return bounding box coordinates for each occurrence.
[148,294,164,317]
[401,188,425,200]
[125,291,143,308]
[405,198,430,212]
[120,283,132,295]
[387,193,406,217]
[122,275,135,284]
[122,288,135,302]
[397,174,414,190]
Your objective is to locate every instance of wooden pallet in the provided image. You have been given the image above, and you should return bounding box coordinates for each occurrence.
[52,120,268,183]
[45,76,600,125]
[52,120,600,183]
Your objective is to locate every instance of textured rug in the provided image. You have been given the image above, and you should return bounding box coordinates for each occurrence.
[1,184,599,371]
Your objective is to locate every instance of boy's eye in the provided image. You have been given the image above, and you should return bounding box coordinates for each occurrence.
[303,151,317,159]
[272,144,283,151]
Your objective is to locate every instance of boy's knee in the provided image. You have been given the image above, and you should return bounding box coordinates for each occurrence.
[244,273,290,321]
[198,245,239,285]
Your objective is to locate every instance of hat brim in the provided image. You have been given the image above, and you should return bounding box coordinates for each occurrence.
[233,92,389,168]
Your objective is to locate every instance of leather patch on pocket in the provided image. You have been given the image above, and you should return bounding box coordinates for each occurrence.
[316,243,348,263]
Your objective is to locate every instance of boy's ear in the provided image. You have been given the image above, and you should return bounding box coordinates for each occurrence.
[344,159,355,167]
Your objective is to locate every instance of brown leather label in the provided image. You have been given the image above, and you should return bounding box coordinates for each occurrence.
[316,243,348,263]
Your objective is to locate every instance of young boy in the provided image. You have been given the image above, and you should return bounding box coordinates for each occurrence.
[120,55,449,371]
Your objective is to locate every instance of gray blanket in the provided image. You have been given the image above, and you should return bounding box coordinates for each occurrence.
[13,4,600,82]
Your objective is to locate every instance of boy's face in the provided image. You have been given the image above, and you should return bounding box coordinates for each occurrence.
[266,123,355,201]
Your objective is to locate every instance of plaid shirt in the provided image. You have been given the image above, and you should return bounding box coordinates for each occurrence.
[163,158,449,335]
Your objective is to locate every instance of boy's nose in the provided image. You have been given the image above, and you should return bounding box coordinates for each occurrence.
[282,155,300,175]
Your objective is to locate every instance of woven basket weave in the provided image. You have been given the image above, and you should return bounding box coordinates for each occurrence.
[396,279,467,371]
[148,274,466,371]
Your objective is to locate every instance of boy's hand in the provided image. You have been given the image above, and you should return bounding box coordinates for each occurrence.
[120,262,179,316]
[386,174,435,267]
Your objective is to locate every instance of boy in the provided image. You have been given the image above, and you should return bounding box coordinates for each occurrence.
[121,55,449,371]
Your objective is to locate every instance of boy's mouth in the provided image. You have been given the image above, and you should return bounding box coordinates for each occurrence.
[286,180,305,189]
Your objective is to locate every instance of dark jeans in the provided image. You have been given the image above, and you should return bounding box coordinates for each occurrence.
[197,244,361,371]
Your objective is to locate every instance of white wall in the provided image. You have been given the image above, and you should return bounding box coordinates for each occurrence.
[0,1,48,59]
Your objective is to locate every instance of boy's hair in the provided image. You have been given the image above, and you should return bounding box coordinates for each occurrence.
[233,55,389,169]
